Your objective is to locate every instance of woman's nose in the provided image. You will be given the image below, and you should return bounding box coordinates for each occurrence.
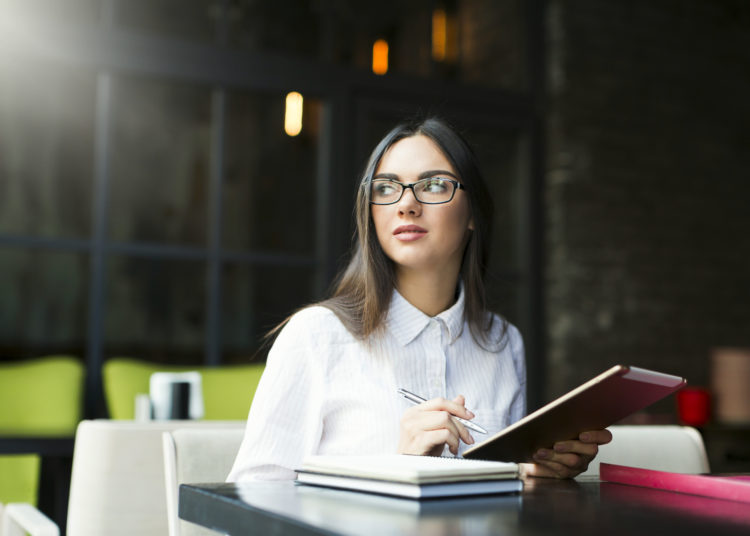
[397,187,422,215]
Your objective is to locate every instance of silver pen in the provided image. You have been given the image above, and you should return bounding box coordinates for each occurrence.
[397,388,487,434]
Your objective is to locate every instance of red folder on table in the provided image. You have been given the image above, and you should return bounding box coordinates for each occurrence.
[600,463,750,504]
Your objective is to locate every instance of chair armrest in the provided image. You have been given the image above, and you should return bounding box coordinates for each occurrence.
[1,503,60,536]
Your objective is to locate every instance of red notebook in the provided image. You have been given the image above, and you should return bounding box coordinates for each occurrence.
[600,463,750,503]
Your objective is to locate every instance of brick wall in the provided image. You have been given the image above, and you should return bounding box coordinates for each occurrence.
[545,0,750,402]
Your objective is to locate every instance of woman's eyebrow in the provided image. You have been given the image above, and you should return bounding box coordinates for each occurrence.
[372,169,458,181]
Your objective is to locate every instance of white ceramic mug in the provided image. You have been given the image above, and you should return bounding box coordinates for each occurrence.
[149,371,205,420]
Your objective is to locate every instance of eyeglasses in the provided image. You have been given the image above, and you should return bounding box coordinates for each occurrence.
[369,177,466,205]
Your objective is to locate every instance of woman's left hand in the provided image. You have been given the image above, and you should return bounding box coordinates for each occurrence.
[519,429,612,479]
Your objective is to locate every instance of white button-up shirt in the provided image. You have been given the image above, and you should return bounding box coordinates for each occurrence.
[227,287,526,481]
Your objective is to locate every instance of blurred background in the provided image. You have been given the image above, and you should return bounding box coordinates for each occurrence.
[1,0,748,420]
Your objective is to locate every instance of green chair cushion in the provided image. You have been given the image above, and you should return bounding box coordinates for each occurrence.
[0,355,84,435]
[0,455,40,504]
[0,355,84,506]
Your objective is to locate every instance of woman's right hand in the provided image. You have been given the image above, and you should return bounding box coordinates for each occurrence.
[397,395,476,456]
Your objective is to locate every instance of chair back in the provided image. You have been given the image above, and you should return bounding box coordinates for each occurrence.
[579,425,710,477]
[0,356,84,435]
[1,501,59,536]
[66,420,245,536]
[162,427,245,536]
[102,358,264,420]
[0,356,84,505]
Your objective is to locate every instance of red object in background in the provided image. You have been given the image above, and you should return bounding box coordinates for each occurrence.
[601,463,750,506]
[677,387,711,426]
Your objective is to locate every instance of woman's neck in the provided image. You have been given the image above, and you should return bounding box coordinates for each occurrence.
[394,267,460,317]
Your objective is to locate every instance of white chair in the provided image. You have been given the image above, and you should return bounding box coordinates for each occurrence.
[0,502,59,536]
[65,420,245,536]
[162,427,246,536]
[578,425,710,478]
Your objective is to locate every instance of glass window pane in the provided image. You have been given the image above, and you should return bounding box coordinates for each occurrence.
[1,0,102,24]
[458,0,527,90]
[313,2,526,90]
[104,256,205,364]
[108,75,211,246]
[222,91,322,256]
[221,263,317,363]
[0,250,88,358]
[113,1,525,90]
[321,4,432,78]
[0,58,95,238]
[110,1,526,90]
[226,2,322,59]
[115,0,215,43]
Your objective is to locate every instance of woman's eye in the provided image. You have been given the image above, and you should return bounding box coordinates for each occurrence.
[374,182,397,195]
[423,178,449,193]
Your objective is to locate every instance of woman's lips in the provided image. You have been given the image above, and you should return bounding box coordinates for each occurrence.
[393,225,427,242]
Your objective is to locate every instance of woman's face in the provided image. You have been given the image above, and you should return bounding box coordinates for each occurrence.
[370,134,473,278]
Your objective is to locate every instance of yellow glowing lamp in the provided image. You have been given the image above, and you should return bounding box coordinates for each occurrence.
[432,8,447,61]
[372,39,389,75]
[432,8,457,62]
[284,91,303,137]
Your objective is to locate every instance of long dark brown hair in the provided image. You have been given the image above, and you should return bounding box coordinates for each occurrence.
[318,116,505,347]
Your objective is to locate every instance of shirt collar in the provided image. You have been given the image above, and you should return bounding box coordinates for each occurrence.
[386,283,466,347]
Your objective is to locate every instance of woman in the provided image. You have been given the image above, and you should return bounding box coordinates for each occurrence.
[228,117,610,481]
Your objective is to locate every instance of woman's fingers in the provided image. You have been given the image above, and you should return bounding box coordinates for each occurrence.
[412,408,475,446]
[578,429,613,445]
[534,448,590,472]
[522,459,580,479]
[422,428,461,455]
[420,395,475,421]
[552,440,599,458]
[420,396,476,445]
[526,428,612,479]
[398,395,476,455]
[399,415,461,455]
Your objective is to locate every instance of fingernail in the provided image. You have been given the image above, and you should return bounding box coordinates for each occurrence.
[468,436,475,444]
[580,432,591,441]
[536,449,549,459]
[554,443,566,452]
[467,411,475,419]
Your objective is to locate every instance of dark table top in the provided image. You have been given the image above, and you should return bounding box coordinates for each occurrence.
[179,477,750,536]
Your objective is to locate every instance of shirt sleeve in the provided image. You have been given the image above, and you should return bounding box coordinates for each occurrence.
[507,323,527,424]
[226,308,327,481]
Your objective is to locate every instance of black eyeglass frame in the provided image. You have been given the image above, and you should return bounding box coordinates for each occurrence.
[368,177,467,205]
